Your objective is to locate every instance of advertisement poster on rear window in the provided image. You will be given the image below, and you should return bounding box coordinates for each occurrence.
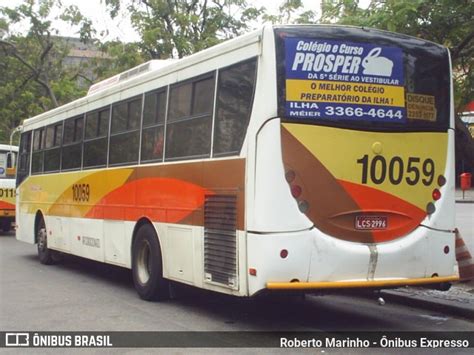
[285,38,410,123]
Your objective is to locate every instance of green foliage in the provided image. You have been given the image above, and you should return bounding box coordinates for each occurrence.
[0,0,91,143]
[320,0,474,111]
[263,0,317,24]
[92,41,147,80]
[105,0,265,59]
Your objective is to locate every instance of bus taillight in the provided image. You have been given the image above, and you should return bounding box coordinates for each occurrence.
[291,185,302,198]
[432,188,441,201]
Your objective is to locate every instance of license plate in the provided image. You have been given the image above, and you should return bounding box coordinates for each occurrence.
[355,215,388,230]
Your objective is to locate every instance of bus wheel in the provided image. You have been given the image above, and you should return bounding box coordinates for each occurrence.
[37,218,54,265]
[2,220,11,232]
[132,224,169,301]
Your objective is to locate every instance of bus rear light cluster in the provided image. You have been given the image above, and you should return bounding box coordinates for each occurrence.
[285,169,310,214]
[432,188,441,201]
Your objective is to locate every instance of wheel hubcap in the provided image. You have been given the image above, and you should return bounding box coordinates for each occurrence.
[137,240,152,285]
[38,228,47,252]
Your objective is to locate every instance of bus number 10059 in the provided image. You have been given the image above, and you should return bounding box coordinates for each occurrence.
[72,184,90,202]
[357,155,435,186]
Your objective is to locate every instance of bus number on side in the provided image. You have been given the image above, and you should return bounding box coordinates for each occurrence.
[0,188,15,198]
[72,184,90,202]
[357,155,435,186]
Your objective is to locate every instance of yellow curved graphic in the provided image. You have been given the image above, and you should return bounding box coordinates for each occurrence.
[283,123,448,210]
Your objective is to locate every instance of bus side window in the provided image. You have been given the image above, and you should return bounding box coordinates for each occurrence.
[213,58,257,157]
[16,131,32,186]
[166,74,215,160]
[31,128,45,174]
[109,96,142,165]
[141,89,166,163]
[62,115,84,171]
[83,107,110,168]
[6,152,14,169]
[43,122,63,172]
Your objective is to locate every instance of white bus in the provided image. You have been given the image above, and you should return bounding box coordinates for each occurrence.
[0,144,18,232]
[16,25,458,300]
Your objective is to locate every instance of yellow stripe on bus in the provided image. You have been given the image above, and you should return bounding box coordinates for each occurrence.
[282,123,448,210]
[286,79,405,107]
[267,275,459,290]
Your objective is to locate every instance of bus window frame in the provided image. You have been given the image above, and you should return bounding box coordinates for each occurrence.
[61,114,85,172]
[140,87,168,164]
[109,95,143,167]
[165,71,216,162]
[43,121,63,173]
[83,106,111,170]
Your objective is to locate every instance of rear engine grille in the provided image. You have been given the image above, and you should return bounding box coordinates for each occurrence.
[204,194,237,288]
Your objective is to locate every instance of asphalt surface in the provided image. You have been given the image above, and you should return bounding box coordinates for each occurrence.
[1,231,472,333]
[1,201,473,353]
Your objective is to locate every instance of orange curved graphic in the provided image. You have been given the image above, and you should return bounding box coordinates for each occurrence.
[0,201,15,210]
[338,180,426,242]
[86,177,214,223]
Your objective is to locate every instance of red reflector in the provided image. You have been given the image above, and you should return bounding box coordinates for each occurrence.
[249,268,257,276]
[291,185,302,198]
[432,188,441,201]
[280,249,288,259]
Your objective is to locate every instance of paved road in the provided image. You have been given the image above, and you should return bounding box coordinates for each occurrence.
[1,231,472,334]
[1,205,473,352]
[456,203,474,254]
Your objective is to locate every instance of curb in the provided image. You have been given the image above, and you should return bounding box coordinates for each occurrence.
[379,290,474,320]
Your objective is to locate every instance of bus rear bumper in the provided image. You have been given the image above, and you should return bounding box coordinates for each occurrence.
[247,227,457,296]
[266,275,459,291]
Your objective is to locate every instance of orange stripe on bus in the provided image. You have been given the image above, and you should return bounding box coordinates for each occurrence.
[85,177,214,223]
[339,180,426,242]
[0,201,15,210]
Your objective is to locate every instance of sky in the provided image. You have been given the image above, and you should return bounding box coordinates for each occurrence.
[0,0,324,43]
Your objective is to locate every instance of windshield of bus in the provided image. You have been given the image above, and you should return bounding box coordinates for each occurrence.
[0,150,17,179]
[275,26,451,132]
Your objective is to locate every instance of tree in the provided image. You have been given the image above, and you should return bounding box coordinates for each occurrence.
[320,0,474,173]
[262,0,317,24]
[104,0,265,59]
[0,0,93,143]
[321,0,474,111]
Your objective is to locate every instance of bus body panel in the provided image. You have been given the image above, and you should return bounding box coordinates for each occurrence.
[247,227,456,296]
[15,24,456,298]
[0,146,18,231]
[251,118,312,232]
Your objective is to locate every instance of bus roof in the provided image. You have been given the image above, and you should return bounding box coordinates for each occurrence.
[0,144,18,152]
[21,25,266,129]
